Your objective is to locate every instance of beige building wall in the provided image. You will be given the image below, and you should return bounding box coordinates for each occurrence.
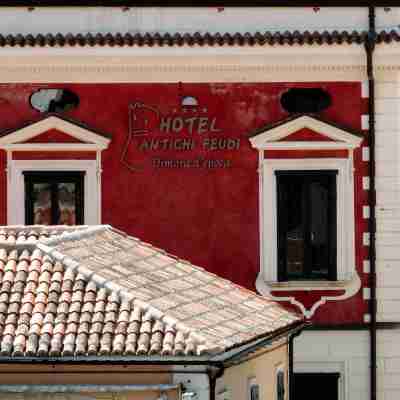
[217,340,289,400]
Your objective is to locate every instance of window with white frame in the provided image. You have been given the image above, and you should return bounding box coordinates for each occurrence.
[249,115,363,312]
[248,378,259,400]
[8,160,100,226]
[261,158,355,285]
[24,171,85,225]
[276,366,285,400]
[276,169,337,281]
[0,115,110,226]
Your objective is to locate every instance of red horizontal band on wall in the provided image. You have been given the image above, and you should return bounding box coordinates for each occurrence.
[12,151,97,160]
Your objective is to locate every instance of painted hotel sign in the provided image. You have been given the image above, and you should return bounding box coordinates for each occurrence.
[121,97,241,171]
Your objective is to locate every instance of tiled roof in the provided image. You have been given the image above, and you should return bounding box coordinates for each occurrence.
[0,226,88,245]
[0,225,302,359]
[0,30,398,47]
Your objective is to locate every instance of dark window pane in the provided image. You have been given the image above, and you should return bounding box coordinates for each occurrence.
[250,385,259,400]
[293,373,339,400]
[278,175,307,279]
[32,183,52,225]
[277,171,337,281]
[309,178,337,279]
[24,172,84,225]
[277,370,285,400]
[56,183,77,225]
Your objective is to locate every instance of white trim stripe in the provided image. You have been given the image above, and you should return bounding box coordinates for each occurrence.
[361,115,369,130]
[363,288,371,300]
[362,147,370,162]
[363,176,370,190]
[363,260,370,273]
[363,206,370,219]
[363,232,370,246]
[361,80,369,98]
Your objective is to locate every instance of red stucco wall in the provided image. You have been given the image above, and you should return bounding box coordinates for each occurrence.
[0,82,367,324]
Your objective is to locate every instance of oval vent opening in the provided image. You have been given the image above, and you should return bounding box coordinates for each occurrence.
[30,89,80,113]
[280,88,332,114]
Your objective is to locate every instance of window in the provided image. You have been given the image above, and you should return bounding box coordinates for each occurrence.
[259,158,356,286]
[293,373,339,400]
[248,378,259,400]
[30,88,80,113]
[7,160,100,226]
[0,116,109,226]
[24,171,84,225]
[249,115,362,316]
[276,170,337,281]
[276,369,285,400]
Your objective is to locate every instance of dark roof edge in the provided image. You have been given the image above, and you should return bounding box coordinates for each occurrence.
[0,30,398,47]
[212,320,308,365]
[0,355,216,365]
[0,1,397,7]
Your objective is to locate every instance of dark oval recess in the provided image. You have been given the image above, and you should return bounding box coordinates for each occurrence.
[280,88,332,114]
[30,89,79,113]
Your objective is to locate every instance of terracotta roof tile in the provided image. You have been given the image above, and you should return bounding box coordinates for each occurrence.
[0,225,302,358]
[0,245,200,357]
[0,226,89,246]
[0,30,397,48]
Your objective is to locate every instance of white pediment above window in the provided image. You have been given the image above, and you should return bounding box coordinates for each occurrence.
[0,114,111,151]
[249,115,363,151]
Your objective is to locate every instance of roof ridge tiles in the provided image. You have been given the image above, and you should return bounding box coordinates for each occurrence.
[0,30,397,48]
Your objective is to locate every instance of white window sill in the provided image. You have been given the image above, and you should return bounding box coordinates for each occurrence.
[266,279,353,292]
[256,273,361,318]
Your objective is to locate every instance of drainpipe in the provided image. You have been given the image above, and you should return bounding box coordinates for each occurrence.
[365,6,377,400]
[288,327,304,400]
[208,366,224,400]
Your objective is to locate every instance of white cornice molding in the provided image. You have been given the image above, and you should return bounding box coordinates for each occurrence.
[0,43,397,82]
[0,62,369,83]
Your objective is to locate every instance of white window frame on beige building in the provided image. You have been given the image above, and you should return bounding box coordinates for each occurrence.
[275,363,286,400]
[294,361,348,400]
[8,159,99,225]
[249,115,363,317]
[247,377,259,400]
[0,115,111,225]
